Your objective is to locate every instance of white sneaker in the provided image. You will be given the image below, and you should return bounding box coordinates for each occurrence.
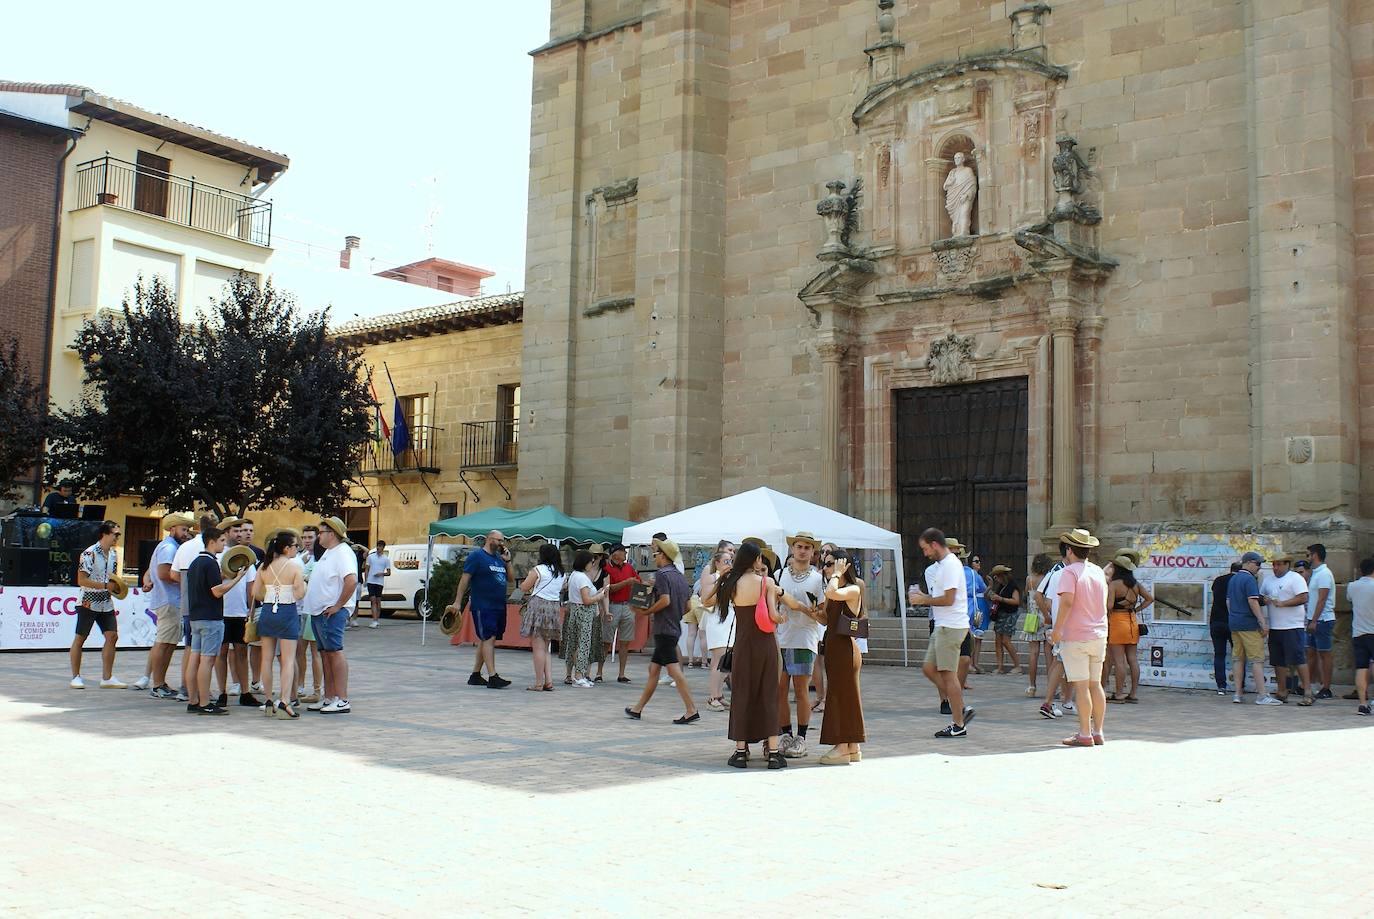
[250,682,264,693]
[369,621,379,629]
[777,734,795,756]
[784,735,808,758]
[69,676,85,689]
[575,677,594,688]
[1232,694,1243,704]
[1062,700,1076,713]
[321,698,351,713]
[1256,695,1284,705]
[1050,704,1063,717]
[308,696,333,712]
[228,682,241,695]
[132,675,151,691]
[99,677,128,689]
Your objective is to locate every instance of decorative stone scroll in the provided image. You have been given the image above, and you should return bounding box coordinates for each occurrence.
[928,332,977,384]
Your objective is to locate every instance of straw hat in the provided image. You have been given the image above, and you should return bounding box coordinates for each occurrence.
[440,604,463,636]
[946,538,969,559]
[108,572,129,601]
[587,543,608,556]
[1270,553,1294,564]
[652,537,681,564]
[161,512,194,531]
[218,516,244,531]
[220,544,256,577]
[990,564,1012,576]
[1115,548,1145,567]
[1059,528,1100,549]
[319,516,349,542]
[787,531,822,552]
[1111,555,1137,572]
[741,536,779,569]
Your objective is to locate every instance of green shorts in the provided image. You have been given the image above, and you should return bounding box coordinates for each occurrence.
[780,648,815,676]
[299,613,316,643]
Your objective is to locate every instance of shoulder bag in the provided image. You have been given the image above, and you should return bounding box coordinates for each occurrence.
[718,619,737,673]
[754,581,776,634]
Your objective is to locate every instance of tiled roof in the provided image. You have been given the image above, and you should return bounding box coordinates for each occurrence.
[332,291,524,344]
[0,81,289,179]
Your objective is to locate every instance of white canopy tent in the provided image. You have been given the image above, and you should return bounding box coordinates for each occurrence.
[622,487,912,664]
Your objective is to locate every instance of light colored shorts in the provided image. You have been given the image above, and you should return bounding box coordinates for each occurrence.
[780,647,815,676]
[1231,629,1263,663]
[189,620,225,657]
[154,603,182,644]
[1061,638,1107,682]
[925,626,968,672]
[606,603,636,643]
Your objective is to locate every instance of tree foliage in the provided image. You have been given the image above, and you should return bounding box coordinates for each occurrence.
[0,337,47,501]
[48,275,373,518]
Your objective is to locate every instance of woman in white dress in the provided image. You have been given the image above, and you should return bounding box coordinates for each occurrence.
[699,549,735,711]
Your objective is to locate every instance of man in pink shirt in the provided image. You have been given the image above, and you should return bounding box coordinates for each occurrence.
[1049,528,1110,747]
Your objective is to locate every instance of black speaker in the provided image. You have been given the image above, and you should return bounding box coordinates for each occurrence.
[0,546,50,586]
[137,538,160,586]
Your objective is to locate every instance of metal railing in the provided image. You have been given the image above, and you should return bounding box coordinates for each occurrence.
[460,419,518,469]
[359,425,443,476]
[72,155,273,246]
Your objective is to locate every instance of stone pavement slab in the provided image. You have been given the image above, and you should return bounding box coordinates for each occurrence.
[2,621,1372,917]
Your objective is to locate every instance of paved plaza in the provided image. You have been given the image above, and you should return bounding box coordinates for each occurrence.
[3,622,1371,917]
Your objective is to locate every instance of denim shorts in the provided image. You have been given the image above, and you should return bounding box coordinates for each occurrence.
[189,620,225,657]
[313,610,347,652]
[1306,619,1335,652]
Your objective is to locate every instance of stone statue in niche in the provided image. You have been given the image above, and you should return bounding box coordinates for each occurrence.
[943,152,977,238]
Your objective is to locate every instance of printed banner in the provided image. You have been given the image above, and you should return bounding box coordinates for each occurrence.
[1131,534,1282,689]
[0,585,158,651]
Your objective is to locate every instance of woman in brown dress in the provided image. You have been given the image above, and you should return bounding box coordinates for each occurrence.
[710,541,786,769]
[817,549,865,765]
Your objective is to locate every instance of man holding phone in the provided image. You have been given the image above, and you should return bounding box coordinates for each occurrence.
[775,532,825,757]
[457,530,514,689]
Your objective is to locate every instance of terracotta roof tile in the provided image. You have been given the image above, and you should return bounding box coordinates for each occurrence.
[332,291,523,343]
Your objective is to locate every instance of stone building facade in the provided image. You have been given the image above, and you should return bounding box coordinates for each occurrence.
[521,0,1373,582]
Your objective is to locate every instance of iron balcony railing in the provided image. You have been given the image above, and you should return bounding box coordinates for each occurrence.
[73,155,273,247]
[460,419,518,470]
[359,425,443,476]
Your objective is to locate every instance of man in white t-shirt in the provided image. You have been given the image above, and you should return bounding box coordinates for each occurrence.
[774,533,825,759]
[302,517,358,713]
[1303,543,1337,699]
[1035,558,1069,719]
[169,512,217,700]
[1260,555,1312,704]
[363,541,392,629]
[1346,558,1374,714]
[215,521,260,708]
[910,528,973,737]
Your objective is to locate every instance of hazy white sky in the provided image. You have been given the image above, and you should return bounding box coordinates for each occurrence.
[7,0,551,295]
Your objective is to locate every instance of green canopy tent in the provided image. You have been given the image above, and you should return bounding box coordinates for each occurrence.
[421,506,633,644]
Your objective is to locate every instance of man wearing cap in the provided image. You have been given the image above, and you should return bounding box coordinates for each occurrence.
[456,530,514,689]
[624,538,699,724]
[216,521,261,709]
[302,517,359,712]
[1260,554,1313,705]
[911,528,974,737]
[775,532,825,757]
[69,520,128,689]
[185,526,248,715]
[1228,552,1279,704]
[139,513,194,698]
[598,543,641,683]
[1049,529,1110,747]
[1303,544,1337,700]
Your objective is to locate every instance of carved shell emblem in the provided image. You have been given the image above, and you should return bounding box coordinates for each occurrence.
[1286,437,1313,465]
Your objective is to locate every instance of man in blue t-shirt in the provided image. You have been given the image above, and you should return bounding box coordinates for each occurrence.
[456,530,514,689]
[1227,551,1277,705]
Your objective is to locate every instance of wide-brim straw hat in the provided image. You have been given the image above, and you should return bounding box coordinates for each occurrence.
[319,516,349,542]
[440,605,463,636]
[108,572,129,600]
[946,538,969,559]
[652,537,681,563]
[587,543,608,556]
[741,536,779,569]
[1115,548,1145,567]
[1059,528,1100,549]
[990,564,1012,576]
[161,512,194,531]
[220,545,256,577]
[786,531,822,552]
[263,527,301,548]
[1111,555,1137,572]
[218,516,244,531]
[1270,553,1294,564]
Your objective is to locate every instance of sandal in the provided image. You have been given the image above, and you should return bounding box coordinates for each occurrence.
[526,686,543,692]
[616,676,632,684]
[1106,693,1120,703]
[542,683,554,692]
[593,675,604,683]
[563,677,574,685]
[813,700,825,712]
[1123,695,1139,704]
[728,749,749,768]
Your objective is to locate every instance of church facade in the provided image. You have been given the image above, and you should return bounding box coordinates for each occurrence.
[519,0,1374,578]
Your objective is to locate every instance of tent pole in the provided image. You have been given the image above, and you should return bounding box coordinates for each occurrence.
[894,550,909,667]
[422,535,435,646]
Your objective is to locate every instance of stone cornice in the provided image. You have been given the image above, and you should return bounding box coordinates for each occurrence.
[530,15,644,56]
[853,51,1070,125]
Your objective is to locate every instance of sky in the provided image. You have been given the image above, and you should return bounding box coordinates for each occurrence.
[6,0,551,296]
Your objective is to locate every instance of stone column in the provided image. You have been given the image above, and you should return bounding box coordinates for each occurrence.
[817,342,850,510]
[1049,314,1079,531]
[924,157,947,245]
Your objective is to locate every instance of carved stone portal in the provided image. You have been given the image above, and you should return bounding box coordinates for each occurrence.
[928,333,977,384]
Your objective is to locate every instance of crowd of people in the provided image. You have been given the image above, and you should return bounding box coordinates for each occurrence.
[63,513,1374,758]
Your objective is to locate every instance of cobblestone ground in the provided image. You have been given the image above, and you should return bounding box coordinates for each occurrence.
[3,622,1371,917]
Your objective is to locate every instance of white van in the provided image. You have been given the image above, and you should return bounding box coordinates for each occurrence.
[374,543,471,618]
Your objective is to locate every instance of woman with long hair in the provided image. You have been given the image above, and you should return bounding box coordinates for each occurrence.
[698,549,735,711]
[519,543,566,692]
[1107,556,1150,703]
[562,549,607,687]
[714,541,786,768]
[253,530,306,719]
[1020,553,1055,697]
[813,543,838,711]
[816,549,866,764]
[987,565,1022,674]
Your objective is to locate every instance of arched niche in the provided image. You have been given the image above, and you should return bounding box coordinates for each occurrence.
[936,133,979,239]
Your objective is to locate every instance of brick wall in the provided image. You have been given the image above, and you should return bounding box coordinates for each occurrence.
[0,122,63,394]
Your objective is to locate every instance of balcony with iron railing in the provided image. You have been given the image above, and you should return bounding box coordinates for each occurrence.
[72,155,273,247]
[359,425,443,476]
[460,419,518,470]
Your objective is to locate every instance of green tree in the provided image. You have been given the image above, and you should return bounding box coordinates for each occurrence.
[48,274,373,518]
[0,337,46,502]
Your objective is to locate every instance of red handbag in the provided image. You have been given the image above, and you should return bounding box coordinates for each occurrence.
[754,583,775,634]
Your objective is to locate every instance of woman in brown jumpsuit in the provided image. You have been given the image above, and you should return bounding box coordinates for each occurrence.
[817,549,865,765]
